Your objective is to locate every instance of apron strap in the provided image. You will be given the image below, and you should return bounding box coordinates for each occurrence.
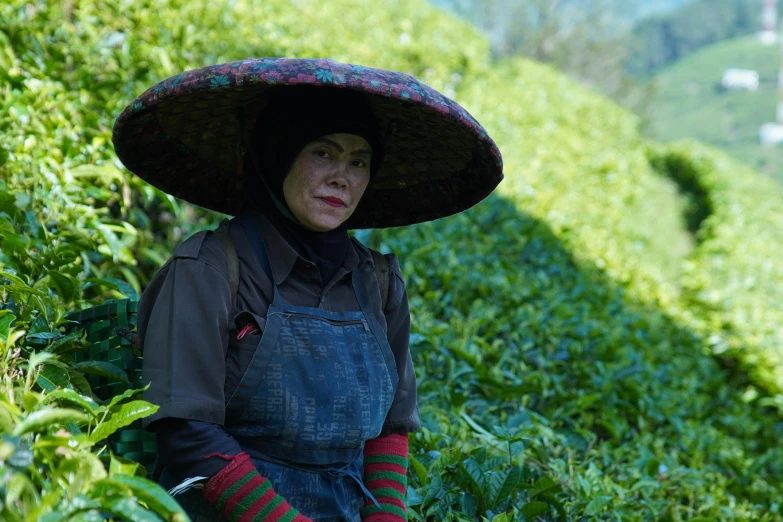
[352,269,399,390]
[250,452,382,510]
[243,211,287,303]
[333,465,382,510]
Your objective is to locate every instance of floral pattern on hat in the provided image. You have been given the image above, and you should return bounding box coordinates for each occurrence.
[113,57,503,229]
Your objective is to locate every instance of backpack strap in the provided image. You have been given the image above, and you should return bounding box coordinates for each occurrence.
[213,219,240,305]
[371,249,390,312]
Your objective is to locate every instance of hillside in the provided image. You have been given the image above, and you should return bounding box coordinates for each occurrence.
[2,0,783,520]
[430,0,692,24]
[372,57,783,520]
[646,35,783,182]
[626,0,761,77]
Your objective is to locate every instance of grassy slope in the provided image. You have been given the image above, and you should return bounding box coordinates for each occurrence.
[646,35,783,182]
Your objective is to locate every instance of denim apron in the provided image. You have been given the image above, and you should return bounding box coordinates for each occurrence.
[165,214,399,522]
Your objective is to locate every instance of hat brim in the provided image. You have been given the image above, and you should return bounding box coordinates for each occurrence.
[112,58,503,229]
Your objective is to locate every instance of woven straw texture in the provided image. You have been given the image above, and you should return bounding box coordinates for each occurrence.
[113,58,503,229]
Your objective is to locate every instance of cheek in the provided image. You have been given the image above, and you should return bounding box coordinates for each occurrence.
[354,176,371,200]
[301,163,331,190]
[352,170,371,191]
[285,164,318,199]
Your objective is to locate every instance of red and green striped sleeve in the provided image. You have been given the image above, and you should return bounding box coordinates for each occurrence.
[202,452,312,522]
[360,433,409,522]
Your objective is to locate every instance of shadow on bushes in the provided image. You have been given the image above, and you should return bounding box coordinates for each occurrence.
[367,193,782,519]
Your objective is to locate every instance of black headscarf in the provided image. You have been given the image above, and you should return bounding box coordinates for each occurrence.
[245,86,384,285]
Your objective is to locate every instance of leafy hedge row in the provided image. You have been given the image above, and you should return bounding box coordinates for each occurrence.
[649,142,783,394]
[371,194,783,521]
[368,56,783,520]
[2,0,783,520]
[456,58,690,291]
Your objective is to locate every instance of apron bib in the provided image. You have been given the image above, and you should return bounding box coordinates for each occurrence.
[168,214,399,521]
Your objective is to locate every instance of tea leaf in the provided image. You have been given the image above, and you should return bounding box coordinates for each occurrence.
[462,459,486,492]
[72,361,129,384]
[89,400,158,443]
[12,408,88,436]
[585,495,612,516]
[67,370,93,396]
[422,472,443,507]
[460,491,477,518]
[491,466,521,508]
[107,385,148,409]
[46,332,83,354]
[0,313,16,340]
[520,501,549,520]
[529,476,560,498]
[409,453,428,485]
[45,388,100,417]
[100,474,187,519]
[37,364,70,393]
[101,496,164,522]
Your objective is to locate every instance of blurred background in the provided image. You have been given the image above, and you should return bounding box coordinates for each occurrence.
[436,0,783,183]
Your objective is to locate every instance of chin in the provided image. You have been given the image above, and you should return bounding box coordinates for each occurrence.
[308,217,344,232]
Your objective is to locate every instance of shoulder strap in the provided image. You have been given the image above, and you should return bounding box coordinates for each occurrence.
[370,249,390,312]
[213,219,240,305]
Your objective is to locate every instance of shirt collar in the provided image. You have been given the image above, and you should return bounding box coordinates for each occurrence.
[257,213,360,285]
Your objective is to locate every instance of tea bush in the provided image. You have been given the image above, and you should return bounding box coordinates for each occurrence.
[370,196,783,521]
[2,0,783,520]
[368,58,783,520]
[649,142,783,394]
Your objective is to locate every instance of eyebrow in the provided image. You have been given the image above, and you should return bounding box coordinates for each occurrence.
[315,137,372,156]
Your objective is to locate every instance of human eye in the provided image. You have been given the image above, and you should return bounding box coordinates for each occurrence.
[351,157,370,168]
[313,149,331,159]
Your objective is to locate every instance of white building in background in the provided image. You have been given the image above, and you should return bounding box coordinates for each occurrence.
[721,69,760,91]
[759,0,778,45]
[760,31,778,45]
[759,122,783,144]
[758,2,783,146]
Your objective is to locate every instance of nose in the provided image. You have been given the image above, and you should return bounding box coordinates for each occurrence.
[327,165,349,188]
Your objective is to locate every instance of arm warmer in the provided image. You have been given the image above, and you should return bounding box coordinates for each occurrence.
[360,433,409,522]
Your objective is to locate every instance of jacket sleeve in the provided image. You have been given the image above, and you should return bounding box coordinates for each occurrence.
[155,419,242,481]
[137,232,233,429]
[380,254,421,435]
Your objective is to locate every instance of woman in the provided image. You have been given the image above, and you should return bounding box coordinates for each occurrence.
[112,58,503,522]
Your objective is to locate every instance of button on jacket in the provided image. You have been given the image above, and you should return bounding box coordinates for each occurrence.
[137,213,421,438]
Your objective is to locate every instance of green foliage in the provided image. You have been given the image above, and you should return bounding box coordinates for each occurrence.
[650,141,783,394]
[627,0,761,77]
[458,57,692,288]
[429,0,657,117]
[0,320,187,520]
[370,41,783,521]
[0,0,488,519]
[2,0,783,521]
[645,35,783,183]
[369,193,783,520]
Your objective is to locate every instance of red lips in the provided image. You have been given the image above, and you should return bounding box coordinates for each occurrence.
[320,196,344,207]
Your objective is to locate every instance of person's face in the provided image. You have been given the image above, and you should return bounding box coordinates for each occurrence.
[283,133,372,232]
